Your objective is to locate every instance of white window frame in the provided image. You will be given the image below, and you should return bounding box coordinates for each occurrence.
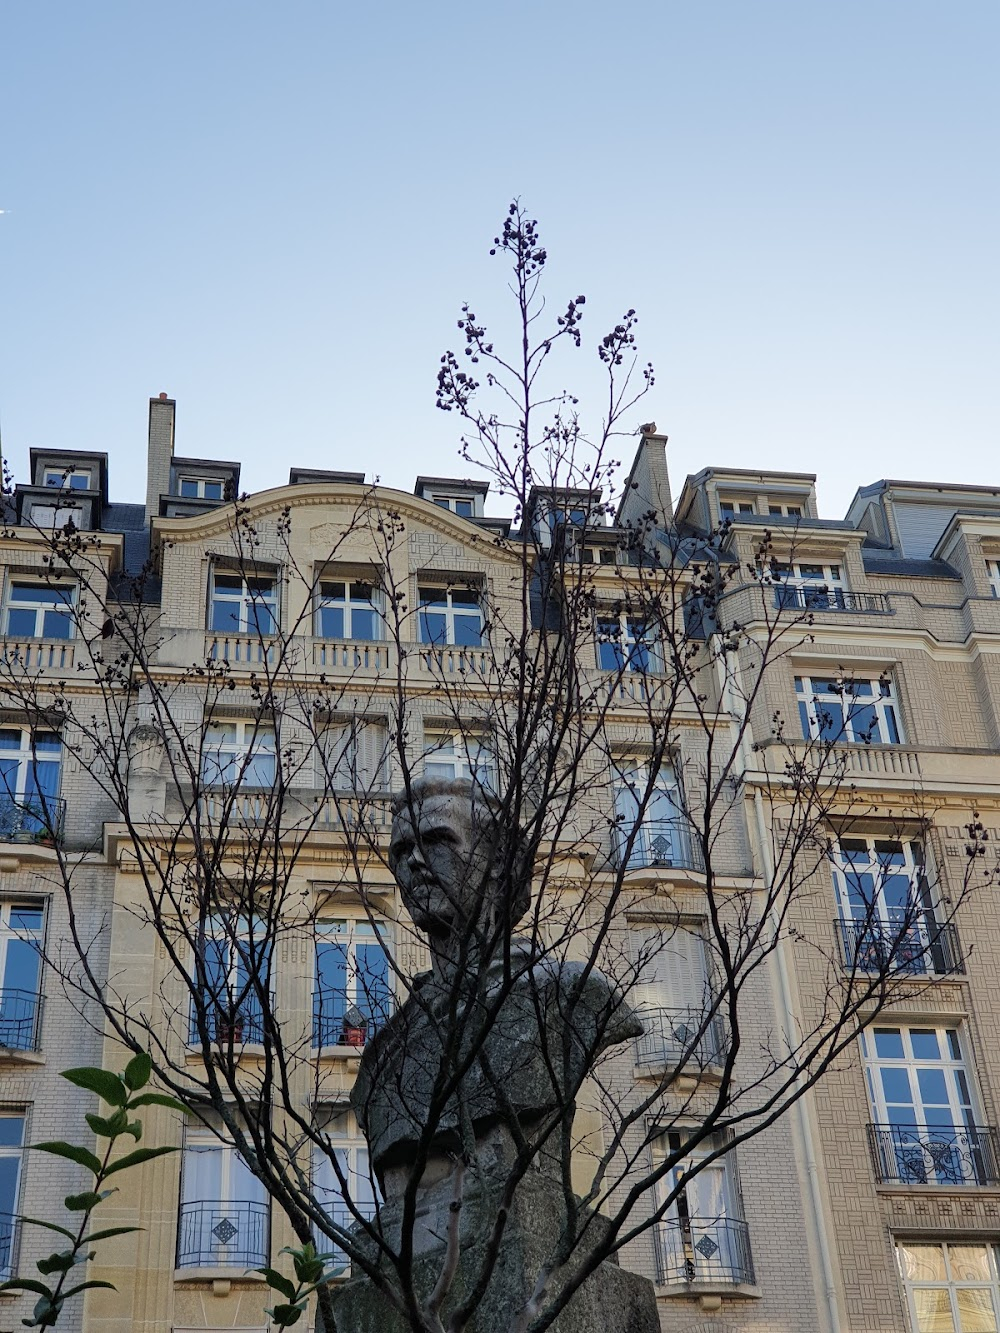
[423,728,496,789]
[3,580,76,640]
[0,901,44,1051]
[178,1125,268,1270]
[766,501,803,518]
[613,760,688,870]
[796,673,902,745]
[631,924,721,1069]
[201,721,276,789]
[191,914,272,1046]
[315,580,383,641]
[986,559,1000,599]
[0,728,62,843]
[208,567,278,636]
[417,584,484,647]
[43,468,91,491]
[430,494,477,518]
[314,918,393,1049]
[896,1240,1000,1332]
[596,611,661,673]
[29,503,81,531]
[861,1025,986,1186]
[313,1109,379,1264]
[0,1112,25,1279]
[652,1131,751,1286]
[718,498,755,520]
[179,476,225,500]
[771,560,845,610]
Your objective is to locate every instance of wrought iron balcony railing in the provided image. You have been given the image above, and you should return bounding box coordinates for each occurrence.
[0,1210,17,1280]
[836,917,964,977]
[615,819,701,873]
[773,586,892,615]
[0,989,43,1052]
[655,1217,755,1286]
[867,1122,1000,1186]
[315,1200,379,1265]
[635,1007,726,1071]
[0,794,66,844]
[176,1198,269,1269]
[189,1004,266,1047]
[313,988,394,1050]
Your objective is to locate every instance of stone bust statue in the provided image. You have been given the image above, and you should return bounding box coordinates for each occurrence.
[351,776,641,1196]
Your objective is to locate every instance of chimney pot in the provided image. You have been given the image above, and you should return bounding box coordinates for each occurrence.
[158,392,168,400]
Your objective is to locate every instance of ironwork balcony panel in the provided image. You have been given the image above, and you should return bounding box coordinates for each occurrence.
[0,1210,17,1279]
[313,987,395,1050]
[773,587,892,615]
[655,1217,755,1286]
[0,989,43,1052]
[867,1122,1000,1186]
[0,794,66,845]
[635,1007,726,1071]
[188,1006,266,1047]
[614,820,702,873]
[176,1198,269,1269]
[836,918,963,977]
[314,1200,379,1265]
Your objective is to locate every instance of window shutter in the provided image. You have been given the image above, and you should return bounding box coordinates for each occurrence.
[356,721,388,792]
[634,926,708,1014]
[321,723,356,789]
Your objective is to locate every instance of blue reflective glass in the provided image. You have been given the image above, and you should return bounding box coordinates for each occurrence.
[210,601,240,632]
[180,479,198,497]
[203,481,223,500]
[5,610,35,637]
[910,1030,941,1061]
[874,1029,905,1059]
[850,703,880,743]
[880,1069,914,1104]
[0,1118,23,1149]
[318,606,345,638]
[419,611,447,644]
[352,608,376,640]
[917,1068,949,1105]
[453,615,482,646]
[3,940,39,994]
[42,609,71,638]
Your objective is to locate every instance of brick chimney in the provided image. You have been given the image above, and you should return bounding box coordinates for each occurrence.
[145,393,175,525]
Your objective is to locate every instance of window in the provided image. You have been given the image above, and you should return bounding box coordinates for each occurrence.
[897,1241,1000,1333]
[179,477,224,500]
[190,915,271,1047]
[767,502,802,518]
[987,560,1000,599]
[796,674,901,745]
[581,547,617,565]
[29,504,81,531]
[209,569,278,636]
[0,730,61,841]
[596,613,660,673]
[4,582,75,640]
[632,925,721,1068]
[613,762,689,870]
[433,496,475,518]
[0,1114,24,1278]
[313,1111,378,1264]
[0,903,44,1051]
[316,581,382,641]
[177,1127,268,1269]
[320,719,388,792]
[423,728,496,789]
[201,722,276,789]
[417,585,484,647]
[719,500,755,520]
[831,838,957,975]
[862,1026,996,1186]
[772,561,845,610]
[43,468,91,491]
[653,1132,753,1287]
[314,920,391,1049]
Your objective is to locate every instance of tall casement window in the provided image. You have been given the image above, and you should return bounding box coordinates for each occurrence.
[417,585,484,647]
[986,560,1000,600]
[314,919,392,1049]
[209,568,278,636]
[315,580,382,641]
[0,1113,25,1279]
[201,721,276,789]
[320,719,389,792]
[313,1110,379,1264]
[3,582,75,640]
[0,729,62,840]
[862,1026,998,1186]
[632,925,721,1069]
[612,761,689,870]
[0,902,44,1051]
[897,1241,1000,1332]
[596,612,661,673]
[653,1131,754,1287]
[177,1126,268,1270]
[190,916,271,1047]
[772,561,845,610]
[423,728,496,790]
[830,837,959,976]
[796,674,902,745]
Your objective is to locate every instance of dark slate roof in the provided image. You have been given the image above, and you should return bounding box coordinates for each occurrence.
[861,552,962,580]
[101,503,160,601]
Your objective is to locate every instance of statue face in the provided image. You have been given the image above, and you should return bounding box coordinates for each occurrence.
[389,793,498,937]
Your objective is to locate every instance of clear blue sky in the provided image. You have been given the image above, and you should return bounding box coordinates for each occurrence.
[1,3,997,518]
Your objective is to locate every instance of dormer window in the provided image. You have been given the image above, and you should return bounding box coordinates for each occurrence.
[179,477,225,501]
[43,468,91,491]
[433,496,475,518]
[719,500,755,520]
[769,503,803,518]
[29,503,81,531]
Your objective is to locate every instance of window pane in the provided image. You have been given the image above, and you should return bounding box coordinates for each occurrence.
[900,1244,948,1282]
[956,1289,997,1332]
[318,606,345,638]
[419,611,447,644]
[3,939,40,993]
[453,614,483,646]
[213,574,244,592]
[204,481,223,500]
[911,1030,942,1061]
[874,1028,905,1059]
[6,609,36,637]
[952,1249,994,1283]
[451,588,480,607]
[180,479,198,497]
[0,1117,24,1149]
[455,500,473,517]
[913,1288,956,1332]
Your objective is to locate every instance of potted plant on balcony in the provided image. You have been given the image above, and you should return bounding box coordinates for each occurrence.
[341,1004,367,1048]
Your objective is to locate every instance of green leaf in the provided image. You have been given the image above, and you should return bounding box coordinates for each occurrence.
[20,1217,76,1241]
[64,1190,109,1211]
[103,1145,177,1178]
[122,1052,152,1091]
[267,1305,304,1328]
[61,1068,127,1107]
[127,1092,189,1113]
[124,1119,143,1142]
[58,1280,117,1300]
[30,1292,58,1324]
[80,1225,141,1244]
[85,1110,128,1139]
[37,1252,79,1276]
[0,1279,53,1298]
[33,1142,102,1175]
[252,1267,296,1299]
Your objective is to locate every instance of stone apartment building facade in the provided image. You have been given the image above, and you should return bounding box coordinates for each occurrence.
[0,395,996,1332]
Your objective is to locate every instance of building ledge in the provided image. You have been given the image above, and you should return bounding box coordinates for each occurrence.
[173,1266,266,1286]
[657,1280,761,1306]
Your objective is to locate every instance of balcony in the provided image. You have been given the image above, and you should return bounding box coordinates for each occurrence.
[189,1005,266,1048]
[0,794,66,845]
[176,1199,269,1269]
[316,1200,379,1266]
[311,639,394,675]
[635,1007,726,1071]
[197,791,392,834]
[205,632,276,665]
[836,918,963,977]
[0,989,43,1052]
[615,819,702,873]
[867,1122,1000,1186]
[0,639,76,672]
[413,644,490,677]
[655,1217,755,1286]
[773,586,892,615]
[313,989,394,1051]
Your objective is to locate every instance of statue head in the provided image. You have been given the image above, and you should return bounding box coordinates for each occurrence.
[388,777,531,940]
